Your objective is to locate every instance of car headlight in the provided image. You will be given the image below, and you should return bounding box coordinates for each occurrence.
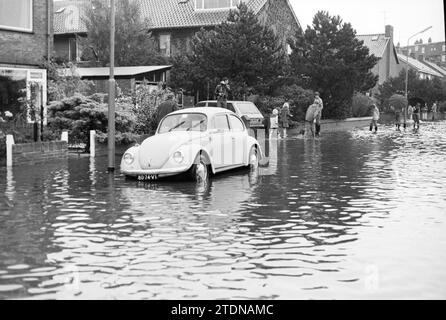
[123,152,134,165]
[173,151,184,163]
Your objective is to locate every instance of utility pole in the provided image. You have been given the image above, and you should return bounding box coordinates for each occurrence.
[107,0,116,172]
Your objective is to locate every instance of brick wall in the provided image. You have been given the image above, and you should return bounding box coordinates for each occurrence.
[0,0,53,66]
[257,0,301,50]
[12,141,67,166]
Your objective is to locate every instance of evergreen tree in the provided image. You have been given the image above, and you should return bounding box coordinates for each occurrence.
[80,0,167,67]
[289,11,379,118]
[189,3,287,99]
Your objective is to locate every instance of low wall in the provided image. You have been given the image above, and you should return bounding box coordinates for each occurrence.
[11,141,68,166]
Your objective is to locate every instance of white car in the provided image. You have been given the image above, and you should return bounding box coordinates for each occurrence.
[120,107,263,181]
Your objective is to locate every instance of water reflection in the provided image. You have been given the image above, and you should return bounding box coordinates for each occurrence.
[0,122,446,299]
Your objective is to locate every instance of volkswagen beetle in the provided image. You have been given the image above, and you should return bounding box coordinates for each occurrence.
[120,107,263,181]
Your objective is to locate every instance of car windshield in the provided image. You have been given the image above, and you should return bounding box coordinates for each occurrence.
[237,103,261,115]
[158,113,207,133]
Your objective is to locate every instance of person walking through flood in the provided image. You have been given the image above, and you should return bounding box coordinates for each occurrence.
[278,102,292,139]
[314,92,323,136]
[432,101,438,121]
[369,104,380,133]
[392,103,404,131]
[413,102,421,132]
[269,107,279,139]
[304,103,319,138]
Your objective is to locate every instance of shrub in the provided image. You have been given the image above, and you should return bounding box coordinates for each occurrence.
[46,94,137,147]
[351,93,374,117]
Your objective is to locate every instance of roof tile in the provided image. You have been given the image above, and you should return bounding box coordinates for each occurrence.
[397,53,443,77]
[356,34,389,58]
[54,0,268,34]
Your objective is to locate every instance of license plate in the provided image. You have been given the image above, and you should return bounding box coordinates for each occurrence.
[137,174,158,181]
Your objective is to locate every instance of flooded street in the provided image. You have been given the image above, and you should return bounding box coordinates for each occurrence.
[1,122,446,299]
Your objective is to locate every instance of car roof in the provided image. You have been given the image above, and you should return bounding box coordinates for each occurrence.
[197,100,255,104]
[170,107,235,117]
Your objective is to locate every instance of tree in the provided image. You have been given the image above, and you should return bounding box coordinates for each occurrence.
[289,11,379,119]
[41,58,93,101]
[188,3,287,99]
[378,69,446,109]
[80,0,167,66]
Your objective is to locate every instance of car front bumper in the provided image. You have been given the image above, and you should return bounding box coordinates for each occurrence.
[121,165,191,178]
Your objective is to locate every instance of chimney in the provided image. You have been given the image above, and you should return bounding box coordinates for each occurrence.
[385,25,394,42]
[385,25,394,81]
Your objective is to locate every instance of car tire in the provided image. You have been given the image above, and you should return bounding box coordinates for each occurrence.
[248,146,259,170]
[188,153,209,182]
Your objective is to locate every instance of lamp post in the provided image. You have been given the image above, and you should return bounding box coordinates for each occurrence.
[404,26,432,101]
[107,0,116,172]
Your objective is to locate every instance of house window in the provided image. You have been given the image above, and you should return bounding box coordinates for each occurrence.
[0,67,47,123]
[442,55,445,62]
[159,34,171,57]
[422,47,425,54]
[0,0,33,32]
[195,0,242,10]
[415,46,419,51]
[443,45,446,52]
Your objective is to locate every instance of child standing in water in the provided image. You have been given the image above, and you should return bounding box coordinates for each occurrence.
[369,104,380,133]
[413,103,421,132]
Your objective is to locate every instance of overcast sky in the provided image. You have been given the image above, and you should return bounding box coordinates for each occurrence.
[289,0,445,46]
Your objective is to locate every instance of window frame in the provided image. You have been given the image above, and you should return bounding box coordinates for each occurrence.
[195,0,241,11]
[159,33,171,57]
[228,114,245,132]
[213,113,230,132]
[0,0,33,33]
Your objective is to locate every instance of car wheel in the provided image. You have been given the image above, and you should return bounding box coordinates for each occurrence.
[189,153,209,182]
[248,146,259,170]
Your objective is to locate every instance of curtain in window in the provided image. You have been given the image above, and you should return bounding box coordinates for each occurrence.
[0,0,32,30]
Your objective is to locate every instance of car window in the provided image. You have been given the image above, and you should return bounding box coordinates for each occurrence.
[214,114,230,131]
[158,113,207,133]
[208,102,218,107]
[236,102,261,115]
[196,102,206,107]
[227,103,236,113]
[228,114,245,132]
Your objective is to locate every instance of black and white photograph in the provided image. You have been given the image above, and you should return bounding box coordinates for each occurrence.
[0,0,445,303]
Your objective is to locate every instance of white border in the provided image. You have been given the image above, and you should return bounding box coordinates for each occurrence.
[0,0,33,33]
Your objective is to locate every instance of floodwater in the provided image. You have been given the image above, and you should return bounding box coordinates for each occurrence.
[1,122,445,299]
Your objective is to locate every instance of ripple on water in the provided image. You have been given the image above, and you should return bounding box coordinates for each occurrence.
[1,123,446,299]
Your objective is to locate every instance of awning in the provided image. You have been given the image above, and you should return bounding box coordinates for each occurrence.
[58,65,172,78]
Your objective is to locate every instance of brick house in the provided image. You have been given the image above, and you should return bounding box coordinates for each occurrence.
[53,0,88,63]
[397,41,446,68]
[396,53,444,80]
[140,0,301,57]
[356,25,400,93]
[53,0,301,60]
[0,0,53,121]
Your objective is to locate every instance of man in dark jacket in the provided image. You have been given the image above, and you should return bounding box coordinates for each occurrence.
[215,77,230,108]
[156,93,179,125]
